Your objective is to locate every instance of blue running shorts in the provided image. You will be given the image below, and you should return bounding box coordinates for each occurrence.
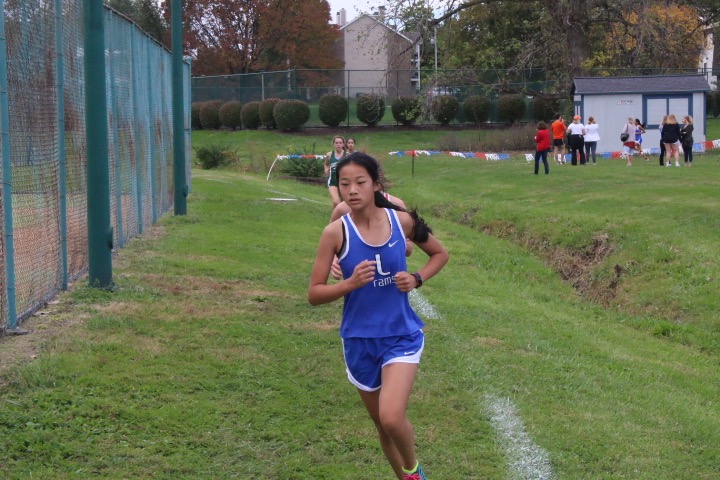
[342,330,424,392]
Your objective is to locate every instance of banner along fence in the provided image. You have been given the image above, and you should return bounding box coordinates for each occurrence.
[0,1,191,332]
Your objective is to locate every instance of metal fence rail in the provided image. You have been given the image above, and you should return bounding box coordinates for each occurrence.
[0,0,191,331]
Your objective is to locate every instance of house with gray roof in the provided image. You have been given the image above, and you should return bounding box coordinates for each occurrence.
[571,75,711,154]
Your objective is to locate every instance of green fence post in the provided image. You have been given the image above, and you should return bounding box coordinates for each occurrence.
[55,0,69,290]
[84,0,113,288]
[0,0,18,329]
[146,35,158,223]
[130,30,144,234]
[172,0,187,215]
[107,14,124,248]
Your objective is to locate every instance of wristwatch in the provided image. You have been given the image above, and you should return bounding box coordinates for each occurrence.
[411,272,423,288]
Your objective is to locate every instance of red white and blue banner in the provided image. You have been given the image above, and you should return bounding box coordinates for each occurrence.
[267,140,718,180]
[388,150,511,160]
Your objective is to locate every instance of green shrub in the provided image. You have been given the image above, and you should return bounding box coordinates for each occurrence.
[532,97,559,122]
[438,124,537,152]
[259,98,281,129]
[191,102,204,129]
[431,95,459,125]
[497,94,526,124]
[281,157,324,178]
[199,100,223,129]
[708,91,720,118]
[194,144,233,169]
[356,94,386,127]
[241,101,261,130]
[463,95,491,125]
[318,94,349,127]
[391,96,422,126]
[557,98,574,122]
[219,101,243,129]
[273,99,310,131]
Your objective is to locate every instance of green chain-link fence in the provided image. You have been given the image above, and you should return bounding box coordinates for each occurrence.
[0,0,191,332]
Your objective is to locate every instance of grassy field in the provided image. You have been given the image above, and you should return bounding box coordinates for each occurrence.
[1,123,719,479]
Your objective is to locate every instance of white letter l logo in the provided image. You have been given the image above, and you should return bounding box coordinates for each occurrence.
[374,253,391,276]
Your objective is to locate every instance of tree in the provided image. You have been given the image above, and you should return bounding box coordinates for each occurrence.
[107,0,166,42]
[395,0,436,69]
[134,0,166,41]
[442,2,542,70]
[583,3,706,72]
[379,0,720,93]
[171,0,341,76]
[258,0,342,71]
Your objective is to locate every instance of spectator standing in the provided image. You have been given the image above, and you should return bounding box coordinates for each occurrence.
[567,115,586,165]
[534,121,551,175]
[658,115,668,166]
[584,116,600,164]
[551,114,567,164]
[681,115,694,167]
[662,114,682,167]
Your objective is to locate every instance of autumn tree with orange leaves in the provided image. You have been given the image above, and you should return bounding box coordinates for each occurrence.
[172,0,342,76]
[583,3,706,73]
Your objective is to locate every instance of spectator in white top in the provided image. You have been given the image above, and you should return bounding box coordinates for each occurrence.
[583,116,600,164]
[567,115,586,165]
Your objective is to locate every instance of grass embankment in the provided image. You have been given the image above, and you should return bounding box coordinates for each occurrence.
[1,124,719,479]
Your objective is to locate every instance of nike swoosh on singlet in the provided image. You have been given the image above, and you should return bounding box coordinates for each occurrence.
[389,240,399,247]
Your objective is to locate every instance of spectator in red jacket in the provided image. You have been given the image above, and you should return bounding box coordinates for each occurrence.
[534,121,551,175]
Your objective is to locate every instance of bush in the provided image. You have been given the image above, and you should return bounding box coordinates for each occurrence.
[708,91,720,118]
[241,101,261,130]
[497,94,526,124]
[259,98,281,129]
[199,100,223,129]
[191,102,204,129]
[431,95,459,125]
[532,97,559,122]
[438,124,537,152]
[463,95,491,125]
[318,94,349,127]
[219,101,243,129]
[391,96,422,126]
[281,157,324,178]
[195,144,233,169]
[273,99,310,131]
[356,94,386,127]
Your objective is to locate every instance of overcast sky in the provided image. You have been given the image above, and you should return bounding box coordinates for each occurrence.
[327,0,374,24]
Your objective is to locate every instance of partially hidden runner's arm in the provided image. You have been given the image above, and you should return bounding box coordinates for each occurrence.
[323,152,331,176]
[392,211,448,293]
[328,195,413,280]
[308,220,377,306]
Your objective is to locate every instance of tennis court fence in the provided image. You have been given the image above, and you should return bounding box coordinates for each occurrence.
[0,1,191,332]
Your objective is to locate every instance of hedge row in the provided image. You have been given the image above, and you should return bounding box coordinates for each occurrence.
[192,98,310,131]
[192,94,571,131]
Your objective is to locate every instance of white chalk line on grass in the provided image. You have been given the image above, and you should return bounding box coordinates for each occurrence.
[266,189,326,205]
[485,394,555,480]
[409,289,442,320]
[409,292,552,478]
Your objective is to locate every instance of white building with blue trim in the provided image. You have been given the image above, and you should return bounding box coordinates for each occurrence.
[572,75,711,154]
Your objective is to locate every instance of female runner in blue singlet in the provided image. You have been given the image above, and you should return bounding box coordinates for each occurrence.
[309,153,448,480]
